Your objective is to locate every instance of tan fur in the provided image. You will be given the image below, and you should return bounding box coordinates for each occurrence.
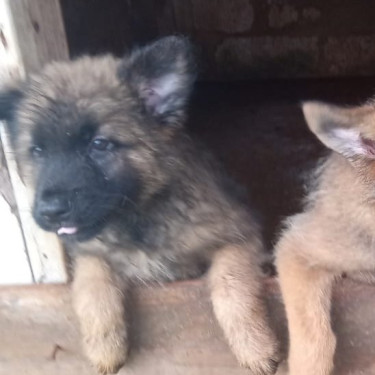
[1,40,280,374]
[276,240,337,375]
[72,256,128,374]
[210,244,279,374]
[275,101,375,375]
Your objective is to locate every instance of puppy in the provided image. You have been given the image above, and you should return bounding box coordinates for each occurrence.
[0,36,279,374]
[276,100,375,374]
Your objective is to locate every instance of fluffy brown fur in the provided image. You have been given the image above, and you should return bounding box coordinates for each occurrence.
[0,37,279,374]
[275,100,375,375]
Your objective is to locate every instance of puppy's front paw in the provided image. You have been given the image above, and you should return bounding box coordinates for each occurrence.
[243,357,279,375]
[84,328,128,374]
[232,330,280,375]
[72,256,129,373]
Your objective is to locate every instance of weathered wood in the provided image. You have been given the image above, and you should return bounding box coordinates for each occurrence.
[5,0,69,74]
[0,124,68,283]
[0,139,33,284]
[0,0,69,283]
[0,1,33,282]
[0,278,374,374]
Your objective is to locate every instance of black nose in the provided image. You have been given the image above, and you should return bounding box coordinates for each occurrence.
[38,190,71,222]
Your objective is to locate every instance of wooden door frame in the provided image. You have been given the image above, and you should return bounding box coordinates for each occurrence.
[0,0,69,283]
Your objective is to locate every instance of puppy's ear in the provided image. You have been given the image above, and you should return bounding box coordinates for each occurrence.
[0,87,23,122]
[118,36,197,126]
[302,101,375,159]
[0,87,23,142]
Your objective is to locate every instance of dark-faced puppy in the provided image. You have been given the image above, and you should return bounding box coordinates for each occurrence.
[0,36,279,374]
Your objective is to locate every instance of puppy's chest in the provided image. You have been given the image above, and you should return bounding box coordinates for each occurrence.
[75,218,218,282]
[109,247,210,283]
[324,216,375,257]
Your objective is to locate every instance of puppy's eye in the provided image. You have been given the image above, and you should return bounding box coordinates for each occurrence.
[90,137,114,151]
[30,146,44,158]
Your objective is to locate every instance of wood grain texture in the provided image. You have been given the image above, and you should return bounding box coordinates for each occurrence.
[6,0,69,74]
[0,278,375,374]
[0,138,33,284]
[1,123,68,284]
[0,0,69,283]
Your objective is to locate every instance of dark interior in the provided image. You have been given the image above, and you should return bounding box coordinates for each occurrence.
[188,79,375,249]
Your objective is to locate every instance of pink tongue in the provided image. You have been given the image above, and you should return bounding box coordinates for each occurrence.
[57,227,78,235]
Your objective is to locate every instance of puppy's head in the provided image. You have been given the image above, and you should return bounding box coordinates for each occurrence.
[0,36,196,242]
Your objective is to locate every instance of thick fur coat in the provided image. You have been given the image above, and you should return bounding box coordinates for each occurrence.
[276,100,375,375]
[0,36,278,374]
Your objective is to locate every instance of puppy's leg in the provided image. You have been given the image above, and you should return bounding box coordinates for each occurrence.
[209,244,279,375]
[276,242,337,375]
[72,255,128,374]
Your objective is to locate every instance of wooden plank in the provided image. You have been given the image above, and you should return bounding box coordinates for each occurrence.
[5,0,69,74]
[0,278,375,374]
[0,0,69,283]
[0,124,68,283]
[0,0,23,82]
[0,140,33,284]
[0,194,33,284]
[0,279,280,375]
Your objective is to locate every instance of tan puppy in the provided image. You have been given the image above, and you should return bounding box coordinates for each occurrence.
[275,100,375,375]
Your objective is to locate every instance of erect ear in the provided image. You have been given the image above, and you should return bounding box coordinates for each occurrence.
[118,35,197,127]
[302,101,375,159]
[0,86,24,142]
